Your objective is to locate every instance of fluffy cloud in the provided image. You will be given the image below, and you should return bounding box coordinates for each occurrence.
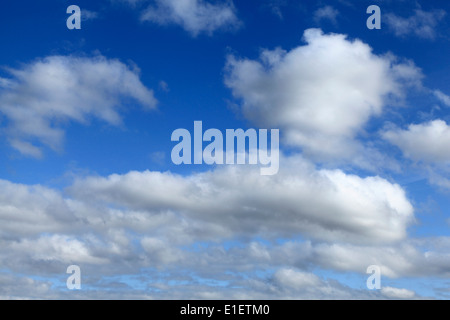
[224,29,422,164]
[383,120,450,164]
[0,156,415,260]
[382,119,450,190]
[0,179,76,239]
[10,235,107,265]
[141,0,240,36]
[68,156,414,244]
[385,9,446,40]
[0,56,157,157]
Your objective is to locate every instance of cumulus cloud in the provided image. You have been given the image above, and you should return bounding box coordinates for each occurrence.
[385,9,446,40]
[68,156,414,245]
[383,120,450,164]
[224,29,422,164]
[141,0,240,36]
[0,156,415,257]
[0,55,157,157]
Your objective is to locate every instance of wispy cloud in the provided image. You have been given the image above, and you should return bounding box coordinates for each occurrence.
[313,6,339,25]
[81,9,99,22]
[434,89,450,106]
[385,9,446,40]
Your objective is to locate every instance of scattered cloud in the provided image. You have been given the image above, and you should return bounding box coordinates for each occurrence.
[0,55,157,157]
[385,9,447,40]
[140,0,241,36]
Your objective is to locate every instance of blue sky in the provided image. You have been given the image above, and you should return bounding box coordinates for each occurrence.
[1,0,450,299]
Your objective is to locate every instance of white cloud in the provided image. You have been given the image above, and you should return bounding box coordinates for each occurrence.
[224,29,422,164]
[381,286,416,299]
[68,156,414,244]
[9,139,43,158]
[3,165,450,298]
[10,235,107,265]
[141,0,240,36]
[271,269,421,300]
[434,90,450,107]
[141,237,184,265]
[314,6,339,24]
[383,120,450,164]
[274,268,321,288]
[385,9,446,40]
[0,179,76,239]
[383,119,450,190]
[0,55,157,157]
[0,264,419,299]
[310,243,421,278]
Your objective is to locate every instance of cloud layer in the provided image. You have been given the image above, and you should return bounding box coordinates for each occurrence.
[1,150,442,299]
